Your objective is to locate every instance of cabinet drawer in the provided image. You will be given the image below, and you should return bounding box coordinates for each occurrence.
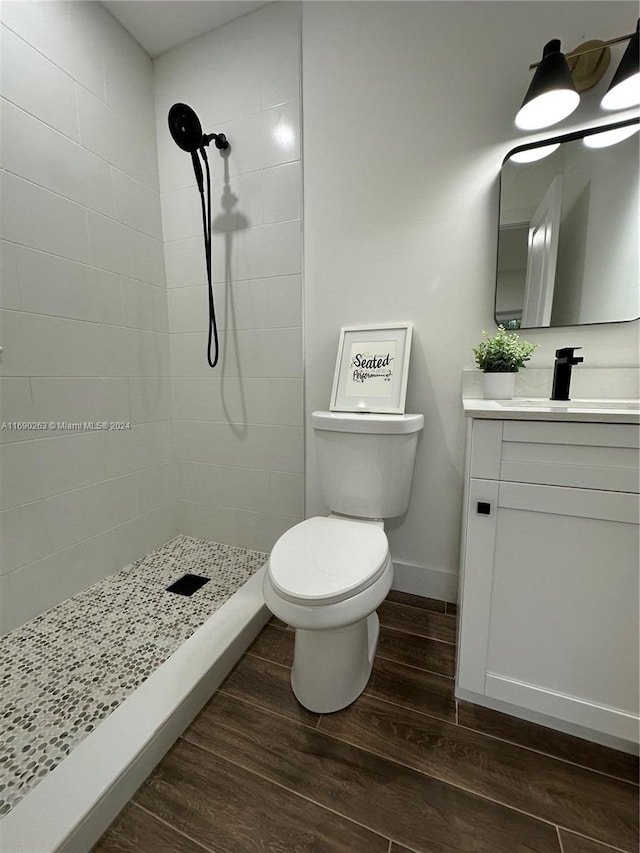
[472,420,640,492]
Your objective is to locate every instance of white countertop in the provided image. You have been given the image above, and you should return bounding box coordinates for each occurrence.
[463,398,640,425]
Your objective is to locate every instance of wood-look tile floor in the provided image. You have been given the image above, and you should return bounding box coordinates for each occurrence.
[94,591,639,853]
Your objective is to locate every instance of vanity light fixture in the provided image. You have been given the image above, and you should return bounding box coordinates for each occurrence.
[515,40,579,130]
[582,123,639,148]
[601,19,639,111]
[518,22,640,131]
[509,142,560,163]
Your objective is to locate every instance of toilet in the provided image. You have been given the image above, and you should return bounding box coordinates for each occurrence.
[263,410,424,713]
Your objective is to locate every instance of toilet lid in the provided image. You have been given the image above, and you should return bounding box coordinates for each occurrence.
[268,516,389,605]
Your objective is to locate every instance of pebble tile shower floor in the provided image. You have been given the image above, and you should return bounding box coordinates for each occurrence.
[0,536,267,816]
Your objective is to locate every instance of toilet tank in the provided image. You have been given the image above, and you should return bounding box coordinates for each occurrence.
[312,411,424,519]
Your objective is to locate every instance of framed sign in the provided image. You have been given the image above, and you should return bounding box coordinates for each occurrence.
[330,323,413,414]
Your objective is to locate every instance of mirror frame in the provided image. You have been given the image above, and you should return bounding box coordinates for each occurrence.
[495,116,640,330]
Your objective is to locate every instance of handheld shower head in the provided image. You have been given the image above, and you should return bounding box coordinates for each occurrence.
[168,102,230,153]
[168,102,203,152]
[167,101,229,370]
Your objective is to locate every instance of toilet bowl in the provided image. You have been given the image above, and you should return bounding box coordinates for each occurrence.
[263,515,393,713]
[263,409,424,714]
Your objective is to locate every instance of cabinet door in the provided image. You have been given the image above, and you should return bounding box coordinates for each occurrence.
[458,478,639,743]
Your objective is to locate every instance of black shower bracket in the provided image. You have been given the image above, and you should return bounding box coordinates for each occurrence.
[202,132,229,151]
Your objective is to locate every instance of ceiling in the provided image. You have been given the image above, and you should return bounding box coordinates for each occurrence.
[102,1,269,57]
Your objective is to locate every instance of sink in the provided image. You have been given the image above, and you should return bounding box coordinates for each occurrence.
[497,399,640,410]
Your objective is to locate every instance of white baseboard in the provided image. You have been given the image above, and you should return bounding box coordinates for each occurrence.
[392,560,458,603]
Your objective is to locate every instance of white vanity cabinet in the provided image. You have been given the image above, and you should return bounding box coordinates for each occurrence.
[457,412,640,749]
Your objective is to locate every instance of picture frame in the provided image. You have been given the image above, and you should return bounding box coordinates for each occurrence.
[330,323,413,414]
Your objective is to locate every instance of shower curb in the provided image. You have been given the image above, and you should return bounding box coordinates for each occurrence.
[0,566,269,853]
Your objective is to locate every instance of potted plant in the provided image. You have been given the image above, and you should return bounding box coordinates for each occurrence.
[472,326,539,400]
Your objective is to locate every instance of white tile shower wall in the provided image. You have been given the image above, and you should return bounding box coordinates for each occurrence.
[302,1,640,600]
[0,2,176,635]
[154,2,304,552]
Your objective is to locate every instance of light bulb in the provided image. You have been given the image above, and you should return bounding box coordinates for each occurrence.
[601,73,640,111]
[515,90,580,131]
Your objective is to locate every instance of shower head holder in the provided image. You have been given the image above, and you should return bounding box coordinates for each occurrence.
[203,132,229,151]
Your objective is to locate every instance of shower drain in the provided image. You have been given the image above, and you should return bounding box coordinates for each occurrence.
[166,574,211,596]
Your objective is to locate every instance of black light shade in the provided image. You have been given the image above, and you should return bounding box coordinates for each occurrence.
[516,39,580,130]
[601,19,640,110]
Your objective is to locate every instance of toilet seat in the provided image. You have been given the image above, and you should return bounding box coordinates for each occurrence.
[268,516,389,606]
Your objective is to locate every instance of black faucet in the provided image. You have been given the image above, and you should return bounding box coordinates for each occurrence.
[551,347,584,401]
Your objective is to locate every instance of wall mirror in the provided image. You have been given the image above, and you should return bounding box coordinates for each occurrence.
[495,118,639,329]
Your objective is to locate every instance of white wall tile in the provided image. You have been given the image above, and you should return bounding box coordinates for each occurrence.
[87,211,164,285]
[77,86,159,190]
[0,378,34,442]
[1,98,113,217]
[156,138,197,196]
[170,332,225,378]
[219,280,269,331]
[172,377,302,427]
[109,504,177,569]
[0,499,52,575]
[1,1,105,100]
[0,240,20,309]
[94,324,137,378]
[42,474,138,553]
[177,500,239,547]
[262,163,301,223]
[267,425,304,473]
[270,471,304,518]
[236,509,297,553]
[267,275,302,328]
[122,279,169,332]
[216,101,301,177]
[234,328,303,378]
[255,2,301,109]
[135,463,176,515]
[161,186,202,243]
[103,420,173,479]
[0,310,103,377]
[0,431,109,509]
[168,286,209,334]
[177,461,269,514]
[16,247,123,326]
[261,378,303,426]
[210,169,264,234]
[164,237,207,288]
[0,23,79,140]
[170,280,277,335]
[30,377,131,430]
[211,219,301,283]
[112,168,163,240]
[0,531,116,635]
[130,330,171,378]
[174,420,303,474]
[98,4,154,120]
[129,377,173,424]
[0,172,90,263]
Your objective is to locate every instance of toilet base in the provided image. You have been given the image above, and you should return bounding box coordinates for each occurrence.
[291,612,380,713]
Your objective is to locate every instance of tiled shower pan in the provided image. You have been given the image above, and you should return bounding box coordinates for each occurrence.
[0,535,269,853]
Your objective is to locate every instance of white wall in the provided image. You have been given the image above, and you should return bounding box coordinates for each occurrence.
[154,2,304,553]
[302,1,640,597]
[0,2,176,634]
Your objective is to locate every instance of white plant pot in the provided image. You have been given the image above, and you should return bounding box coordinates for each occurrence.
[483,372,516,400]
